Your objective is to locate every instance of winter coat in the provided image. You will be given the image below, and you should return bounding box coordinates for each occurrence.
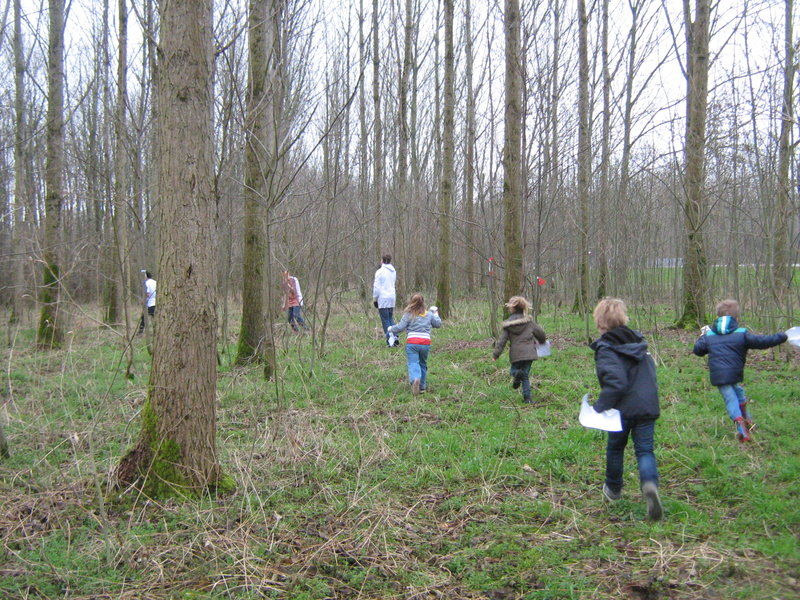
[590,326,660,419]
[693,316,787,386]
[493,313,547,363]
[372,264,396,309]
[389,310,442,345]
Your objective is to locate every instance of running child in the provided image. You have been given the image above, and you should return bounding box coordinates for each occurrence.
[492,296,547,404]
[388,294,442,395]
[590,298,663,520]
[692,299,787,442]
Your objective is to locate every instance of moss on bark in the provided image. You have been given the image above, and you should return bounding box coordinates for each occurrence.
[37,262,62,348]
[117,399,234,499]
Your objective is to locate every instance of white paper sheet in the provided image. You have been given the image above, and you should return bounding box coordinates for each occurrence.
[537,340,551,358]
[785,326,800,348]
[579,393,623,432]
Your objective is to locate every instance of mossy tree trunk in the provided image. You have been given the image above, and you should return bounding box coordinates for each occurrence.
[236,0,269,365]
[677,0,710,329]
[37,0,66,348]
[117,0,228,497]
[436,0,454,318]
[502,0,523,308]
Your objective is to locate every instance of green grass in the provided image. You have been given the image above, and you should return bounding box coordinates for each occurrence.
[0,300,798,599]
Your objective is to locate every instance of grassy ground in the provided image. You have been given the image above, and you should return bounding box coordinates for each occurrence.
[0,301,798,599]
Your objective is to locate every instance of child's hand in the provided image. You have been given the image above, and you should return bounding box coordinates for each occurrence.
[700,325,710,335]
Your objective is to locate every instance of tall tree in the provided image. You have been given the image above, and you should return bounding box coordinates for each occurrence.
[114,0,135,378]
[10,0,27,325]
[772,0,795,300]
[117,0,228,496]
[396,0,413,300]
[677,0,711,328]
[502,0,523,304]
[37,0,66,347]
[372,0,383,259]
[463,0,476,294]
[596,0,610,298]
[573,0,590,313]
[237,0,269,365]
[436,0,454,317]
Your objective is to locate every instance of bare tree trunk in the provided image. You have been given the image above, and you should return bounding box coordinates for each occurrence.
[37,0,66,348]
[115,0,134,378]
[236,0,269,365]
[773,0,795,300]
[372,0,383,258]
[596,0,610,299]
[502,0,523,305]
[358,0,369,300]
[464,0,476,294]
[435,0,454,317]
[573,0,590,314]
[677,0,711,328]
[10,0,27,326]
[392,0,413,303]
[117,0,228,496]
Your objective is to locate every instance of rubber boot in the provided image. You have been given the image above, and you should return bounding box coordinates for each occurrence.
[734,417,751,442]
[739,402,753,431]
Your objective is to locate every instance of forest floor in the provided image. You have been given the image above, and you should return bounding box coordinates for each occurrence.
[0,300,798,599]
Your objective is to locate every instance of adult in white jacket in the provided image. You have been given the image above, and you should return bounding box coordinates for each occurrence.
[373,254,397,345]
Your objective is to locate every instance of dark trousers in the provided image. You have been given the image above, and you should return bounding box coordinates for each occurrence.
[510,360,532,397]
[137,306,156,333]
[378,307,394,340]
[605,417,659,493]
[288,306,306,330]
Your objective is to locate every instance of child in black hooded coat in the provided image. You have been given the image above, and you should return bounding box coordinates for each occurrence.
[590,298,662,521]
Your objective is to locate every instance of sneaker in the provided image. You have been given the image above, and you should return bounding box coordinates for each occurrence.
[411,379,421,396]
[642,481,663,520]
[522,396,537,405]
[602,483,621,501]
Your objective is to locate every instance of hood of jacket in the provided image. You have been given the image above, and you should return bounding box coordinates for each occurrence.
[710,315,739,335]
[501,313,533,333]
[380,263,395,274]
[590,325,648,361]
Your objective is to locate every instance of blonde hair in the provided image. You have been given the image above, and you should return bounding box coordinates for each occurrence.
[505,296,530,314]
[593,298,629,333]
[404,293,425,317]
[716,299,740,318]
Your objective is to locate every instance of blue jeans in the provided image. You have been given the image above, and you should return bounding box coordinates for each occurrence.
[405,343,430,389]
[510,360,532,397]
[717,384,746,420]
[605,417,659,493]
[287,306,306,330]
[378,307,394,340]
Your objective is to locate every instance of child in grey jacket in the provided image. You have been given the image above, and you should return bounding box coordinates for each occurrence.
[388,294,442,395]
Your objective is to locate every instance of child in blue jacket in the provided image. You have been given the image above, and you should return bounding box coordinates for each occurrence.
[693,299,787,442]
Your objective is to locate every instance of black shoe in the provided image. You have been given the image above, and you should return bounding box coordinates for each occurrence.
[602,483,621,501]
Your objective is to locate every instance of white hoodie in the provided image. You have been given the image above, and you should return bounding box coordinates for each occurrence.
[372,263,396,309]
